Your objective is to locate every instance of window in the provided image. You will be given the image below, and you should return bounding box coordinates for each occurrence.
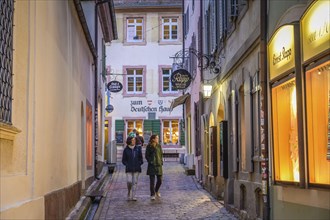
[0,0,14,124]
[184,8,189,38]
[239,86,246,171]
[162,69,177,93]
[162,17,178,41]
[162,120,179,145]
[210,1,217,52]
[115,120,125,144]
[252,73,261,173]
[272,78,299,182]
[86,103,93,169]
[127,69,143,93]
[217,0,227,45]
[127,120,143,137]
[126,18,143,42]
[306,61,330,185]
[123,66,146,97]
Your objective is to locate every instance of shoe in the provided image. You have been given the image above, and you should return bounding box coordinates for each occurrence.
[150,196,156,200]
[155,192,161,198]
[132,197,137,201]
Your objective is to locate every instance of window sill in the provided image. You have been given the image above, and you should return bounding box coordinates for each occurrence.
[158,41,181,45]
[158,92,180,97]
[122,93,146,98]
[0,122,21,141]
[123,41,147,46]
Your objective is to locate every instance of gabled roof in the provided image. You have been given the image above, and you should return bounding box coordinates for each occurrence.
[114,0,181,10]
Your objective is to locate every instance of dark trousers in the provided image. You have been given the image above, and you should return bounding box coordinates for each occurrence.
[149,175,162,196]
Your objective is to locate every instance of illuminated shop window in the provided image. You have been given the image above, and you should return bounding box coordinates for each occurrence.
[306,61,330,185]
[127,120,143,137]
[272,78,299,182]
[86,104,93,169]
[163,120,179,145]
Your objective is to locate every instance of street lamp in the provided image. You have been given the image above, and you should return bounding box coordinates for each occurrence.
[203,84,212,98]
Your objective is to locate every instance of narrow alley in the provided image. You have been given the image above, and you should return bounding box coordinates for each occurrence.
[94,162,237,220]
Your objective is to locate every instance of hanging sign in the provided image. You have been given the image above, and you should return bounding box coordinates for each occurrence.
[171,69,192,90]
[268,25,295,80]
[105,104,114,113]
[301,0,330,62]
[107,81,123,93]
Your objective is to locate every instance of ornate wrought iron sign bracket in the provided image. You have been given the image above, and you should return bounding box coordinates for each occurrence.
[170,48,221,74]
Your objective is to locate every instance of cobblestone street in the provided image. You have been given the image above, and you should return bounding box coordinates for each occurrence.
[95,162,237,220]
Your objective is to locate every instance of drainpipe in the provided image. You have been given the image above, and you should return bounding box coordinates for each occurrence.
[260,0,270,219]
[94,0,111,179]
[182,0,186,151]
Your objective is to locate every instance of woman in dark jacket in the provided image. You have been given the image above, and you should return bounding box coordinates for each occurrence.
[122,136,143,201]
[145,134,163,200]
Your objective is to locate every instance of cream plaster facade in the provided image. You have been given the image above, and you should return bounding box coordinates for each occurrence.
[0,0,115,218]
[106,2,184,150]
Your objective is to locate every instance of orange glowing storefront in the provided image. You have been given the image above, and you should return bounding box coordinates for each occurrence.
[268,0,329,219]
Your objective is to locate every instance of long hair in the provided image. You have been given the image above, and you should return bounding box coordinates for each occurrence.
[148,134,158,145]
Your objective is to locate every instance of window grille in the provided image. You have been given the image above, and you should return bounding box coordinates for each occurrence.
[0,0,14,124]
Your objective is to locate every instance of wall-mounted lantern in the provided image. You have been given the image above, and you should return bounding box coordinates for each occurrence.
[203,84,212,98]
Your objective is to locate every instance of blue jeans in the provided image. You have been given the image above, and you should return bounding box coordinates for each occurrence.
[126,172,139,198]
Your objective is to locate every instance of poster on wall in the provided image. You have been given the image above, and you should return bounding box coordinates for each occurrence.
[116,131,124,144]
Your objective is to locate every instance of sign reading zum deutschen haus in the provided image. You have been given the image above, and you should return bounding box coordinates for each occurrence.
[130,100,172,113]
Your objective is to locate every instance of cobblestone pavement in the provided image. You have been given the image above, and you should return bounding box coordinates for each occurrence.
[95,162,238,220]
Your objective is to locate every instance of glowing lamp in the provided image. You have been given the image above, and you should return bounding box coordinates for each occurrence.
[203,84,212,98]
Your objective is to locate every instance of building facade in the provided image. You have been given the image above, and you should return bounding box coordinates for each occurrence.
[0,0,116,219]
[106,0,184,155]
[182,0,266,219]
[267,0,330,219]
[181,0,329,219]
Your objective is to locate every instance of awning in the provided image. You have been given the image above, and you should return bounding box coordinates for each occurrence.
[170,93,190,109]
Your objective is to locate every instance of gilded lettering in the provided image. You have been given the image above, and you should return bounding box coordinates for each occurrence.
[173,73,190,83]
[282,47,291,61]
[273,52,282,65]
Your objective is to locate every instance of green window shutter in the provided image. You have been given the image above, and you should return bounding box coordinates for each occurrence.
[152,120,161,136]
[180,123,185,145]
[115,120,124,131]
[115,120,124,143]
[143,120,161,142]
[143,120,153,132]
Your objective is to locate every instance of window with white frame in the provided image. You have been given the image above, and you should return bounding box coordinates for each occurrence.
[127,18,143,42]
[162,68,177,93]
[163,120,179,145]
[162,17,178,41]
[127,120,143,137]
[127,69,143,93]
